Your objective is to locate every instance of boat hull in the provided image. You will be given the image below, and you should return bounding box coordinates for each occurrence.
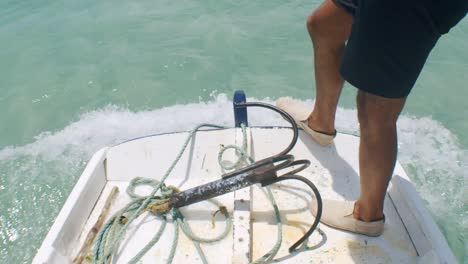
[33,127,456,263]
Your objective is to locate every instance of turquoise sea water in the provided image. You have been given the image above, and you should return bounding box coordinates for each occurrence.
[0,0,466,263]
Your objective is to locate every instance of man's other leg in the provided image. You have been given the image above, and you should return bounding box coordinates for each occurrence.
[306,0,353,134]
[355,90,406,221]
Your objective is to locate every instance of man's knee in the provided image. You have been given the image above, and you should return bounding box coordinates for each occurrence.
[306,12,321,42]
[306,10,339,44]
[306,1,352,46]
[357,90,406,129]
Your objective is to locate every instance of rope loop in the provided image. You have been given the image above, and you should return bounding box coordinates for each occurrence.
[126,177,175,200]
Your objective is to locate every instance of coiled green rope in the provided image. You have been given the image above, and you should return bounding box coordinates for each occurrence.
[92,124,284,263]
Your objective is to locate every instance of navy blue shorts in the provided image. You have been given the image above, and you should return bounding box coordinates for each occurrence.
[333,0,467,98]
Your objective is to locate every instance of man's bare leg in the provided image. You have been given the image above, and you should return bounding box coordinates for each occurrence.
[355,91,406,221]
[306,0,352,134]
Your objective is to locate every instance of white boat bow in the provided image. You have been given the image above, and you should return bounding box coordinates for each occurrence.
[33,92,456,264]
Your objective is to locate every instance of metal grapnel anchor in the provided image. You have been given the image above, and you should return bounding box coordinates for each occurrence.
[151,101,323,253]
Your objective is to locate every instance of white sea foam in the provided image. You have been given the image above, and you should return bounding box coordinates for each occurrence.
[0,94,465,195]
[0,95,465,203]
[0,96,360,160]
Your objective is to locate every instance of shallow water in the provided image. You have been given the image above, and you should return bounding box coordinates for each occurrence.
[0,1,466,263]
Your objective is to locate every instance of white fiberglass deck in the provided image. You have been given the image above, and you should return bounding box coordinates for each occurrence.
[33,127,455,263]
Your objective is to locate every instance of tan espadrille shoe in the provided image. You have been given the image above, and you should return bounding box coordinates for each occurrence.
[276,97,336,146]
[310,199,385,237]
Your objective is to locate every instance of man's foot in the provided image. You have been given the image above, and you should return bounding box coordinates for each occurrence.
[276,97,336,146]
[310,199,385,237]
[297,120,336,146]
